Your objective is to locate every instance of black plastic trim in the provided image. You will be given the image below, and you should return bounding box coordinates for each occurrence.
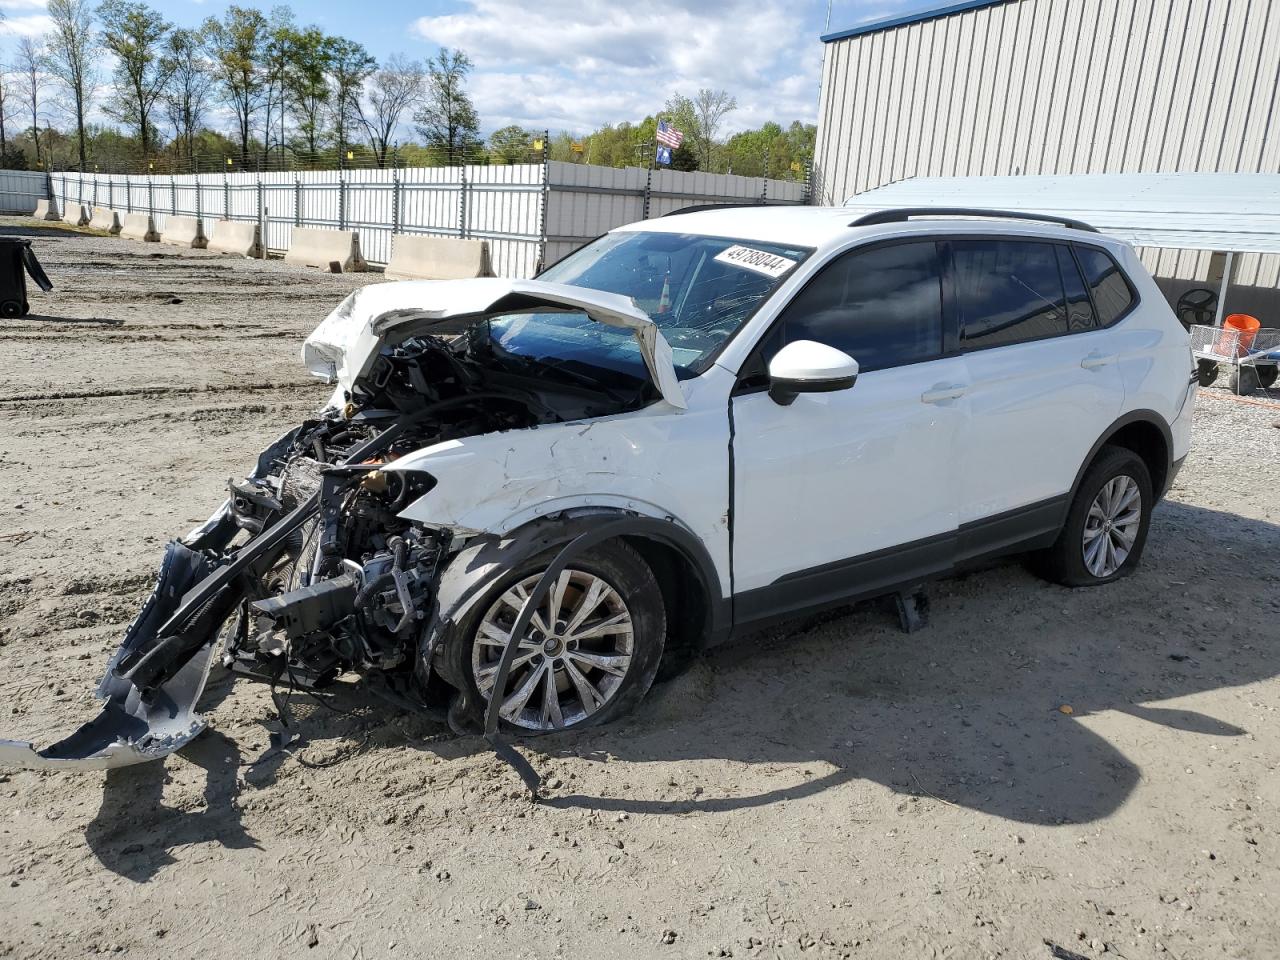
[731,494,1067,631]
[850,207,1099,232]
[1067,409,1174,503]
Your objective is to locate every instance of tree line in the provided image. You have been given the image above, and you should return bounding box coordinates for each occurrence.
[0,1,811,179]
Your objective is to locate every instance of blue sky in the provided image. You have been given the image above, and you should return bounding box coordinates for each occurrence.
[0,0,919,135]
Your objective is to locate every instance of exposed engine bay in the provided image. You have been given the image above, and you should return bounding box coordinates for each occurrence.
[0,277,684,776]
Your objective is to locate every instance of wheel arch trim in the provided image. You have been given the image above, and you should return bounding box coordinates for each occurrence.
[1068,409,1174,506]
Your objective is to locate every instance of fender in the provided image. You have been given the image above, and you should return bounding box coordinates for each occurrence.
[421,509,730,688]
[1067,409,1174,506]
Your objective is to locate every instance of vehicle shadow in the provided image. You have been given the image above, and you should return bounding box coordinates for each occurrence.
[85,727,258,882]
[83,663,267,882]
[531,498,1278,824]
[82,498,1278,871]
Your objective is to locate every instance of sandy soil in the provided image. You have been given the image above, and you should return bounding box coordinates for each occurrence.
[0,218,1277,960]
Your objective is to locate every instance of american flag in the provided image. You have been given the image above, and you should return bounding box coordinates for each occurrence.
[656,119,684,148]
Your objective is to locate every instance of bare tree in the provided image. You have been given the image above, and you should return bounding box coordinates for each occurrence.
[15,37,47,166]
[161,27,214,161]
[44,0,97,170]
[98,0,175,160]
[0,70,9,158]
[203,5,269,162]
[693,88,737,171]
[357,54,423,167]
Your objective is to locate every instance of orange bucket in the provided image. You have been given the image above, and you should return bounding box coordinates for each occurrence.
[1216,314,1261,356]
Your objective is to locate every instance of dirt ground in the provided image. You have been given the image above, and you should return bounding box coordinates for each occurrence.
[0,218,1277,960]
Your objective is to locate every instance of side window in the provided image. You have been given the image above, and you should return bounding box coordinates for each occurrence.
[1057,244,1097,331]
[953,239,1069,349]
[764,241,944,374]
[1075,245,1136,325]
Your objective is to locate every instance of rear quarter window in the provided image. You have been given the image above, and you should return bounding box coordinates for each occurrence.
[1074,245,1137,325]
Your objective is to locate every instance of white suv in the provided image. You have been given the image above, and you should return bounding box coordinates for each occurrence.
[1,206,1197,771]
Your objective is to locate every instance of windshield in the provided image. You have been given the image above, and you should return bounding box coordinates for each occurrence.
[484,231,810,383]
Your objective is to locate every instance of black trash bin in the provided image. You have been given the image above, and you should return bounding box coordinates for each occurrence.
[0,238,52,318]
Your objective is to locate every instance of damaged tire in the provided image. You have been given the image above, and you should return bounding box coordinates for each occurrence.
[447,540,665,733]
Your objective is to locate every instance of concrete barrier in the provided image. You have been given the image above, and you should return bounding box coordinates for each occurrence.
[33,198,60,221]
[284,226,367,272]
[206,219,263,258]
[384,234,492,281]
[161,215,208,249]
[120,212,160,242]
[76,204,91,226]
[88,207,122,234]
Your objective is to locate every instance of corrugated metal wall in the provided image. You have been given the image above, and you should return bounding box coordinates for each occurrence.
[814,0,1280,285]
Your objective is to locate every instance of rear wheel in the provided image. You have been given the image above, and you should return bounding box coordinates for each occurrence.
[450,540,665,733]
[1257,364,1278,389]
[1032,446,1153,587]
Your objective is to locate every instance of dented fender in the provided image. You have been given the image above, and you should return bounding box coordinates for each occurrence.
[382,375,734,597]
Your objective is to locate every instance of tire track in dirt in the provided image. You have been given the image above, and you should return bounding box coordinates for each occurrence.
[1,381,321,404]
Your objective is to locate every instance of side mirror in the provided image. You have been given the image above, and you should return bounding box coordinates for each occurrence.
[767,340,860,406]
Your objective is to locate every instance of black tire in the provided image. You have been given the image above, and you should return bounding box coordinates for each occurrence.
[443,539,666,734]
[1195,359,1219,387]
[1228,364,1259,395]
[1257,364,1278,389]
[1031,445,1154,588]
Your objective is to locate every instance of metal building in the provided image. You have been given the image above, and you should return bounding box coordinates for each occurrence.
[813,0,1280,295]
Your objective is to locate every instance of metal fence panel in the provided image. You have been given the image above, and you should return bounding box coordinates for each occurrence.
[42,164,807,278]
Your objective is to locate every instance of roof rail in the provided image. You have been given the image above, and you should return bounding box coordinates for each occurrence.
[663,202,768,217]
[848,207,1099,232]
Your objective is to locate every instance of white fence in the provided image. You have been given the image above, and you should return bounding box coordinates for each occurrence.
[48,162,809,278]
[0,170,49,215]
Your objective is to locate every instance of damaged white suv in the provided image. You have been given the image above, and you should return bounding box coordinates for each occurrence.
[2,206,1195,772]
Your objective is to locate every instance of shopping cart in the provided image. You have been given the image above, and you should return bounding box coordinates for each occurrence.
[1190,322,1280,394]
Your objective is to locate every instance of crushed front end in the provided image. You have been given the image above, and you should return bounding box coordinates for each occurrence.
[1,276,680,771]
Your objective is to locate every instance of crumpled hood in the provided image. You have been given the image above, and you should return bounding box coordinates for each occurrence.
[301,277,686,409]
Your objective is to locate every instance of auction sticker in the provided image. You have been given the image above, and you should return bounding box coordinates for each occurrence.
[713,245,797,278]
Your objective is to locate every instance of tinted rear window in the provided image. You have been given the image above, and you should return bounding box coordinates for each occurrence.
[1075,246,1135,325]
[953,239,1068,349]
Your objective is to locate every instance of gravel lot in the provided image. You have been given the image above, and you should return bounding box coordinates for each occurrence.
[0,218,1277,960]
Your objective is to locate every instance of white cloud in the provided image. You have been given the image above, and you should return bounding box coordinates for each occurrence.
[411,0,821,134]
[0,13,53,37]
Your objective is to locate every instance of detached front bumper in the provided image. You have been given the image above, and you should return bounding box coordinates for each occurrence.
[0,542,222,771]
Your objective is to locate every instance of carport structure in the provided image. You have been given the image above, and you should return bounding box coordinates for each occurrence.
[843,172,1280,328]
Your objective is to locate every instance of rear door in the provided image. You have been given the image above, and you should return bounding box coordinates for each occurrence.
[950,237,1126,559]
[730,239,968,624]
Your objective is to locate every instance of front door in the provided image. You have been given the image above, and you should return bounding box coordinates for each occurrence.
[729,239,966,625]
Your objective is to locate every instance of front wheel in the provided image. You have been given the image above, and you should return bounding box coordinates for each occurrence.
[449,540,666,733]
[1031,446,1153,587]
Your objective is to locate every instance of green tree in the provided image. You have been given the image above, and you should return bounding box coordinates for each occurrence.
[283,26,330,155]
[327,37,374,160]
[203,5,269,161]
[260,7,296,163]
[44,0,97,170]
[488,124,531,163]
[98,0,174,160]
[413,48,479,164]
[160,27,214,161]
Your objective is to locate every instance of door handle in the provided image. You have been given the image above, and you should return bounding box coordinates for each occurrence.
[920,383,968,404]
[1081,352,1118,370]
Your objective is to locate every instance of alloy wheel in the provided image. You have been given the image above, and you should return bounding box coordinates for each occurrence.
[472,569,635,730]
[1082,475,1142,578]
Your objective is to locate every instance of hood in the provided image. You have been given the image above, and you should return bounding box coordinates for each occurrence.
[301,278,686,409]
